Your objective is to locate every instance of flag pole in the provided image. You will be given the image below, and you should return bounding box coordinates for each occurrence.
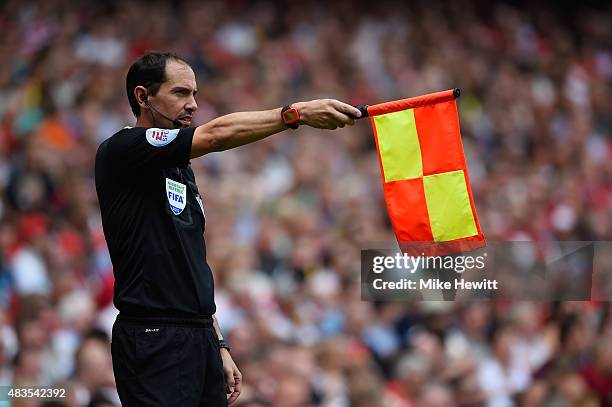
[352,88,461,119]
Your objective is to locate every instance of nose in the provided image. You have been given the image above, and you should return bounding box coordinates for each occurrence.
[185,96,197,114]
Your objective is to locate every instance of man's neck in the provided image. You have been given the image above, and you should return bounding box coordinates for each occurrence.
[135,117,154,128]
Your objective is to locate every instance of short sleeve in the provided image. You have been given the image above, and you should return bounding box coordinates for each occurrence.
[106,127,195,171]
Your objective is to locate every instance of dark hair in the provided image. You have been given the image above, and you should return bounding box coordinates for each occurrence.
[125,51,189,117]
[559,313,581,346]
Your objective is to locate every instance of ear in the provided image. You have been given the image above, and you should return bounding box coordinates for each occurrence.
[134,86,148,109]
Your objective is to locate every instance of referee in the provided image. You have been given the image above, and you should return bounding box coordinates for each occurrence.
[94,51,361,406]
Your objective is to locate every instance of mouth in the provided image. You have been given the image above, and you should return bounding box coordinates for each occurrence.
[178,116,192,124]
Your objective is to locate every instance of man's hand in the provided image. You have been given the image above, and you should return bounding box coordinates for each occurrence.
[220,348,242,404]
[293,99,362,130]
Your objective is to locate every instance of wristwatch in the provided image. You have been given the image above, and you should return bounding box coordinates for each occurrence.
[218,338,231,353]
[281,104,300,129]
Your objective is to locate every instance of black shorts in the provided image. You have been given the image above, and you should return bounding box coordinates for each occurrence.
[111,314,227,406]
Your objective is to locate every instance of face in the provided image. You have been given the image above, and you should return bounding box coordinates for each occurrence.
[143,60,198,128]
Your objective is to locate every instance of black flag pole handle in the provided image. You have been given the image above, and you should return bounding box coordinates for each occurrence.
[352,105,369,119]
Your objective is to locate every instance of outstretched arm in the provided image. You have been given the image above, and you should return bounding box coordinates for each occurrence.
[191,99,361,158]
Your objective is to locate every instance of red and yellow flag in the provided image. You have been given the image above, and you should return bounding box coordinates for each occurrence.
[365,89,485,255]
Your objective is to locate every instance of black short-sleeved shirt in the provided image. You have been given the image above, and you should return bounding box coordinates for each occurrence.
[95,126,215,316]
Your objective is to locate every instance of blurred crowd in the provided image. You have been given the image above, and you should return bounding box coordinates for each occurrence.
[0,0,610,406]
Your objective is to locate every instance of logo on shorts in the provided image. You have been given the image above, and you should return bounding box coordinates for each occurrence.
[146,128,179,147]
[166,178,187,215]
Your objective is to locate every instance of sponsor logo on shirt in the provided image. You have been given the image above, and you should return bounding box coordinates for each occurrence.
[165,178,187,215]
[146,128,179,147]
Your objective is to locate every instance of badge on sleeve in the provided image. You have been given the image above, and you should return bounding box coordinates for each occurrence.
[146,128,179,147]
[166,178,187,215]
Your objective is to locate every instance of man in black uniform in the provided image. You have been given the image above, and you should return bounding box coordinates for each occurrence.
[95,51,361,406]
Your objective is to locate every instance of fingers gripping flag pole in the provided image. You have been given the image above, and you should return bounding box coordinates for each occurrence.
[355,89,486,256]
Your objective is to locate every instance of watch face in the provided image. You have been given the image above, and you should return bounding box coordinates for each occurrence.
[283,109,299,124]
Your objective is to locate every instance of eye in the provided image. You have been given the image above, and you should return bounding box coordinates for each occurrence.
[173,89,191,96]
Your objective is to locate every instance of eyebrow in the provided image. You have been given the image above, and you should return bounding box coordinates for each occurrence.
[171,87,197,95]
